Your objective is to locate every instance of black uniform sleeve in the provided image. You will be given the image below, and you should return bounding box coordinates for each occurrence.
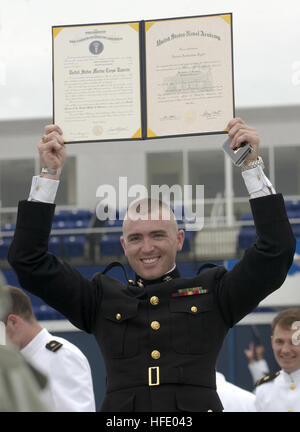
[215,193,296,327]
[8,200,101,333]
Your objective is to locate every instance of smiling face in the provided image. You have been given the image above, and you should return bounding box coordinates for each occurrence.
[121,200,184,280]
[271,324,300,374]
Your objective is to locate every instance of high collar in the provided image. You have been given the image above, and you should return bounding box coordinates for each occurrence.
[21,328,50,358]
[281,368,300,384]
[134,265,180,287]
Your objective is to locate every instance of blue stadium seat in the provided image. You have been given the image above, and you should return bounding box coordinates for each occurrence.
[63,235,86,257]
[53,210,71,222]
[1,223,16,232]
[292,224,300,237]
[48,236,61,255]
[53,209,92,223]
[237,226,257,250]
[99,233,123,256]
[285,200,300,211]
[52,220,74,230]
[286,209,300,219]
[69,209,93,222]
[74,219,90,228]
[0,237,12,259]
[106,218,123,227]
[239,213,253,221]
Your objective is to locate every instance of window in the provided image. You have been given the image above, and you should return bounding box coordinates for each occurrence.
[147,152,183,190]
[275,146,300,196]
[188,150,225,199]
[0,159,35,207]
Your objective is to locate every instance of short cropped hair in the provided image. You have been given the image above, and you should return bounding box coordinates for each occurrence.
[124,198,176,223]
[2,285,35,324]
[271,308,300,334]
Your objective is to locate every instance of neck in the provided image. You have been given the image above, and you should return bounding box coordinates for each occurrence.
[136,265,180,286]
[19,322,42,350]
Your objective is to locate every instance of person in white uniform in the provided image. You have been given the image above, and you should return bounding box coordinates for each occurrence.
[3,285,96,412]
[254,308,300,412]
[216,372,256,411]
[0,273,50,412]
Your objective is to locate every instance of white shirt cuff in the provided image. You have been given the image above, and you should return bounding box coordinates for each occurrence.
[242,166,276,199]
[28,176,59,204]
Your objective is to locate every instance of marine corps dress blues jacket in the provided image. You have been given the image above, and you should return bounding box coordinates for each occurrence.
[8,194,295,412]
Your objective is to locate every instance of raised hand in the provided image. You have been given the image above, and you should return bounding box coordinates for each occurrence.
[38,124,66,178]
[227,117,260,163]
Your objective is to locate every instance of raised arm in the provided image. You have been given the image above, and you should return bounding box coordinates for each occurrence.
[215,118,295,326]
[8,125,101,333]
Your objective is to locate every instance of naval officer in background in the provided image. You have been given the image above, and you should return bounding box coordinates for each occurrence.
[254,309,300,412]
[3,285,96,412]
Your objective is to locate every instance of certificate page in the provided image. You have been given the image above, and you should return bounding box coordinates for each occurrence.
[53,23,141,143]
[145,14,234,138]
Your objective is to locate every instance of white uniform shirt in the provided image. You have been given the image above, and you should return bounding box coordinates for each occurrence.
[21,328,96,412]
[216,372,256,412]
[255,369,300,412]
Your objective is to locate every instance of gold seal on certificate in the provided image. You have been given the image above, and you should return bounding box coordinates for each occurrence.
[52,13,234,143]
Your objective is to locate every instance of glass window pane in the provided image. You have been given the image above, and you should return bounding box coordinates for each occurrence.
[188,150,224,199]
[0,159,35,207]
[275,146,300,196]
[147,152,183,189]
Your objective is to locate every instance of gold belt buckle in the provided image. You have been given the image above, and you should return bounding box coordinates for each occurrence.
[148,366,160,386]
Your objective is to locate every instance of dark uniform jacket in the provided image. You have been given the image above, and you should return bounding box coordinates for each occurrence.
[8,194,295,412]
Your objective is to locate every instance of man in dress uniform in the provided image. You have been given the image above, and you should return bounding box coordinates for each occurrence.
[3,285,96,412]
[8,118,295,412]
[254,309,300,412]
[0,272,49,411]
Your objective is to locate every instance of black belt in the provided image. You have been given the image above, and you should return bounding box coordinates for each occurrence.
[106,365,216,393]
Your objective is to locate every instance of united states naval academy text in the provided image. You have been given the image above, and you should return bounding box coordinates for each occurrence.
[106,416,193,429]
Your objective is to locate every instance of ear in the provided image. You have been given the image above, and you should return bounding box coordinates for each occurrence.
[176,229,185,252]
[120,236,127,255]
[6,313,19,327]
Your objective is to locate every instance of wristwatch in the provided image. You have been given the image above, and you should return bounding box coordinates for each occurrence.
[241,156,264,171]
[41,167,57,175]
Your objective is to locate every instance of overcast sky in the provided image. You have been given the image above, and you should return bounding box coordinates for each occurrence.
[0,0,299,120]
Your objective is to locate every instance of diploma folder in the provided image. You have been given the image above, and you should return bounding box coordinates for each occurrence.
[52,13,235,143]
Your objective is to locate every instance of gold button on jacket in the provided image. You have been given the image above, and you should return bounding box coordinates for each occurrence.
[151,350,160,360]
[150,296,159,306]
[151,321,160,330]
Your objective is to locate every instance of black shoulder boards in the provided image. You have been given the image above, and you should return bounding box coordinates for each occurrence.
[255,371,280,387]
[46,340,63,353]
